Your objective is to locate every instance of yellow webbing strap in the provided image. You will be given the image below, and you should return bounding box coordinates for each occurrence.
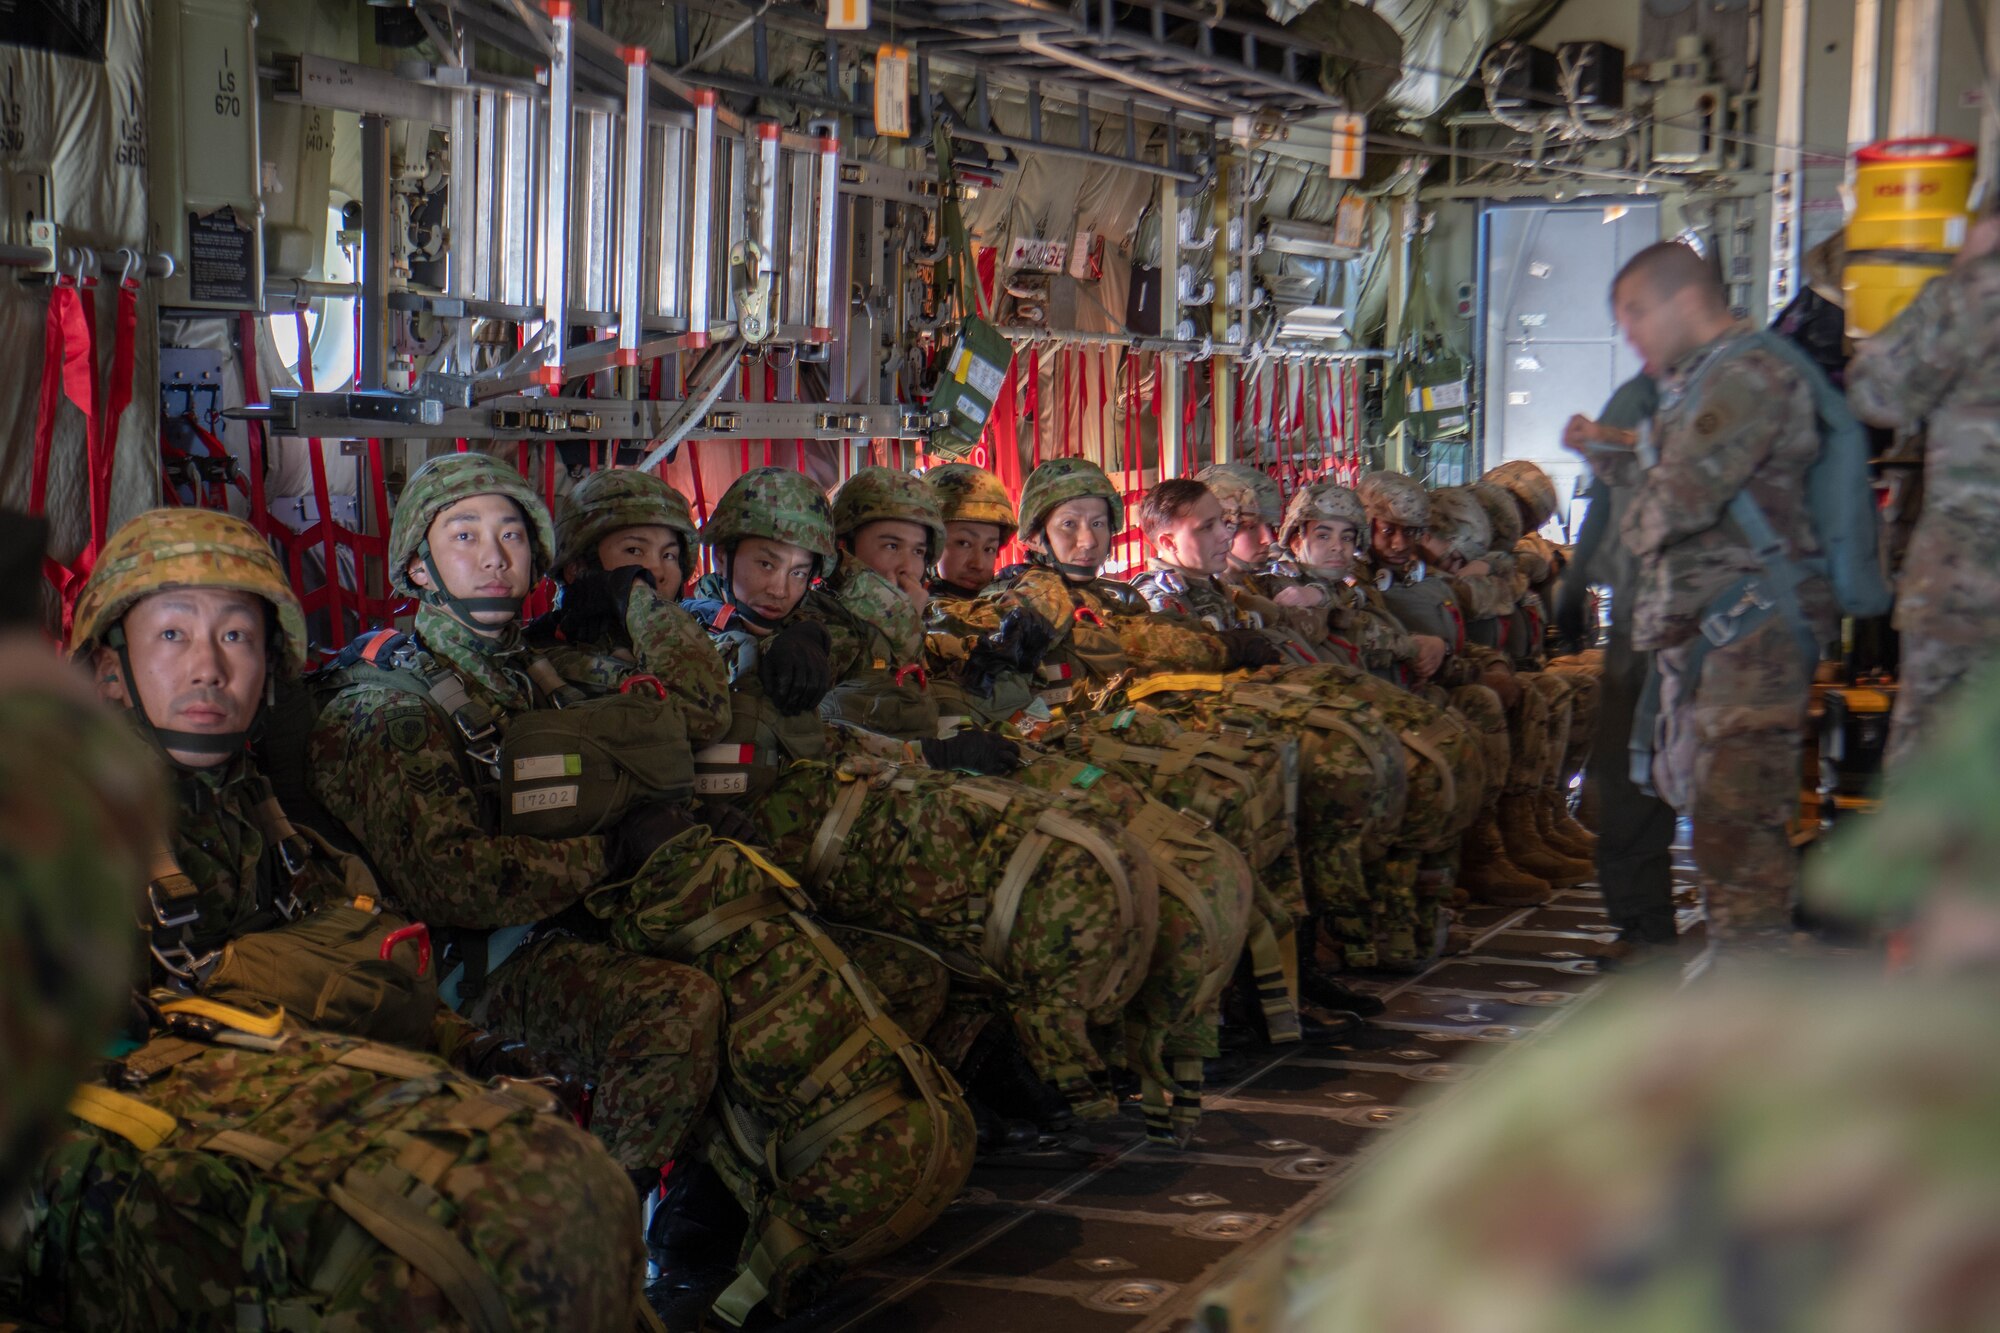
[395,1135,464,1189]
[1399,725,1457,819]
[979,827,1055,976]
[786,1010,909,1115]
[335,1045,445,1081]
[328,1169,510,1333]
[1124,671,1234,701]
[803,779,870,888]
[715,837,801,890]
[203,1129,290,1172]
[1243,916,1301,1043]
[660,889,788,959]
[710,1217,814,1328]
[159,995,286,1039]
[776,1083,912,1181]
[68,1085,177,1150]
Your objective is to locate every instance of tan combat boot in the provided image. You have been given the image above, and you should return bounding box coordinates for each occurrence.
[1458,816,1553,907]
[1498,793,1593,887]
[1538,787,1598,861]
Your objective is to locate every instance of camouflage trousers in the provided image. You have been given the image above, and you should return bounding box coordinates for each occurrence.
[1653,618,1814,942]
[473,934,722,1172]
[1012,751,1254,1144]
[1,1028,645,1331]
[752,761,1158,1120]
[1884,617,1999,772]
[588,828,976,1322]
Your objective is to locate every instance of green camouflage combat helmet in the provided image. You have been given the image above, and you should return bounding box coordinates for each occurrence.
[926,462,1018,539]
[1468,480,1523,548]
[553,467,696,572]
[1280,478,1367,549]
[1427,486,1494,564]
[1198,463,1282,529]
[388,452,556,620]
[1483,459,1560,531]
[1357,470,1430,529]
[830,466,947,558]
[700,466,837,562]
[69,508,309,759]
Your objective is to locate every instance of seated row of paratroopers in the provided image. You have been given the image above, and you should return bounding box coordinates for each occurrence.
[0,448,1600,1330]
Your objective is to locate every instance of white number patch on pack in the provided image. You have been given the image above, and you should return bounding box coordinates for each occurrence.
[695,773,749,796]
[512,784,580,813]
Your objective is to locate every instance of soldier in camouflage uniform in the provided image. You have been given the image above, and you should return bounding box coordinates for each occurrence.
[1566,242,1833,948]
[682,467,1158,1127]
[1359,471,1591,896]
[314,456,975,1323]
[827,467,1254,1145]
[4,509,651,1332]
[1257,662,2000,1333]
[306,453,726,1183]
[1846,214,2000,769]
[0,518,164,1205]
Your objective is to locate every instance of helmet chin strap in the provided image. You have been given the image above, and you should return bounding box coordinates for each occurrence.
[1026,546,1101,583]
[107,626,254,769]
[417,540,526,624]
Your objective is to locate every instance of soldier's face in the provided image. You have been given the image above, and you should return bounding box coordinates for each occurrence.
[1372,516,1425,571]
[1293,519,1357,575]
[411,495,535,627]
[97,588,267,768]
[1230,516,1276,566]
[1419,529,1461,571]
[1035,497,1112,575]
[848,519,931,614]
[595,524,685,597]
[1613,275,1683,370]
[730,536,816,629]
[1154,491,1232,575]
[940,520,1003,591]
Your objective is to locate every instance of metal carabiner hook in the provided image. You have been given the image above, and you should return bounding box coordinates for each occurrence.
[115,246,145,292]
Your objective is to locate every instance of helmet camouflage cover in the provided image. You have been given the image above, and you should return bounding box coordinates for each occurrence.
[388,452,557,598]
[1357,471,1430,529]
[1427,487,1495,564]
[830,466,947,558]
[70,508,310,674]
[1468,480,1524,548]
[1018,457,1123,541]
[1197,463,1282,529]
[554,468,696,571]
[1280,480,1367,549]
[1482,459,1560,531]
[926,463,1018,539]
[700,466,837,561]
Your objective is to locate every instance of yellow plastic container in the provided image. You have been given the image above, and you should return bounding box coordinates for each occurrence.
[1844,137,1977,336]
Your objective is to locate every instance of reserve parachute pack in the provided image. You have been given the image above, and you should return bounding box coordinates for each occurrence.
[2,1018,647,1332]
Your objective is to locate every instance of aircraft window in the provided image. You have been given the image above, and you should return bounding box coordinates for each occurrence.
[269,203,356,392]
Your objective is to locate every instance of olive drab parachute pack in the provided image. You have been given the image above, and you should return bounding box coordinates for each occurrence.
[926,130,1014,462]
[578,828,976,1324]
[2,1018,648,1332]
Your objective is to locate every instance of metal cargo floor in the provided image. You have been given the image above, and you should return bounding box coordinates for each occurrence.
[655,854,1706,1333]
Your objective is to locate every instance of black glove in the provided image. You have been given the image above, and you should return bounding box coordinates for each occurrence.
[757,620,833,715]
[605,799,701,876]
[695,798,762,846]
[454,1032,592,1121]
[920,731,1022,775]
[973,607,1056,673]
[1218,628,1283,669]
[1552,574,1590,652]
[559,565,656,646]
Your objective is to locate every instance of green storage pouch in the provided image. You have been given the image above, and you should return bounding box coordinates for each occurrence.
[202,904,438,1049]
[499,691,695,838]
[927,128,1014,462]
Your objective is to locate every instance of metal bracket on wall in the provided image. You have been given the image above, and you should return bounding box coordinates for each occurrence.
[245,391,939,444]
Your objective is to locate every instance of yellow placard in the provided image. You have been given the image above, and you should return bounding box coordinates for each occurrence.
[875,45,910,138]
[1328,111,1366,181]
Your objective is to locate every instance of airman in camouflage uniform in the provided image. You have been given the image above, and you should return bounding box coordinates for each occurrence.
[826,467,1254,1145]
[1567,242,1832,947]
[1256,662,2000,1333]
[1846,220,2000,769]
[681,467,1158,1125]
[306,453,726,1180]
[4,508,650,1332]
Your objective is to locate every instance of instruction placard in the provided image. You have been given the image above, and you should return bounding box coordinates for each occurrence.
[188,207,256,307]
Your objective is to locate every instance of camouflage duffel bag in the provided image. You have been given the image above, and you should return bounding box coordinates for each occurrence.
[586,829,976,1326]
[760,762,1160,1120]
[1011,757,1253,1146]
[2,1022,647,1332]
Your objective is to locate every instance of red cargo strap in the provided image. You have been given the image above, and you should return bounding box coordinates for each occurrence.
[30,274,107,625]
